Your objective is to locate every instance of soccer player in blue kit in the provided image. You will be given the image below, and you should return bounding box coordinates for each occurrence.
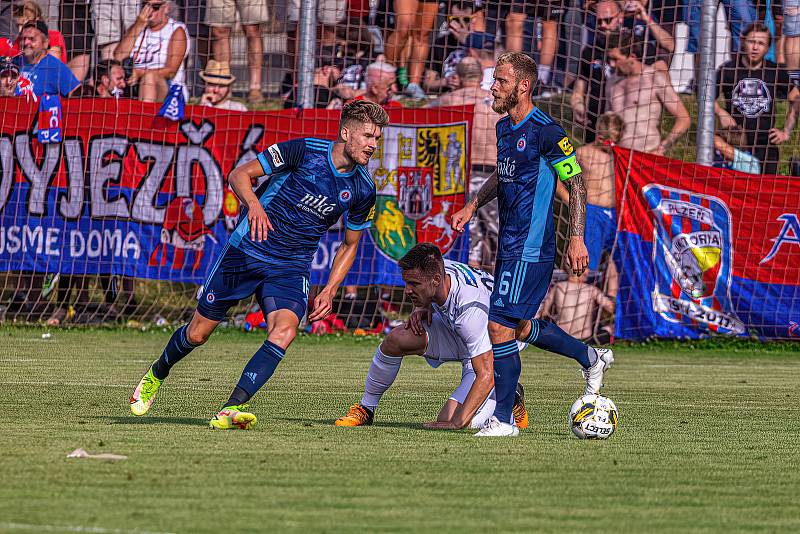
[451,52,614,437]
[129,101,389,429]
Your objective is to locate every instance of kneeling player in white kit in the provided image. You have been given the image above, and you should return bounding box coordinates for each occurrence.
[336,243,528,430]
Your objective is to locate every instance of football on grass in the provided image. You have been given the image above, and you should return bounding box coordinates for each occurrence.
[569,394,618,439]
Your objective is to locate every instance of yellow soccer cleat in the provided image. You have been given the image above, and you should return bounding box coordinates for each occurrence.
[335,403,374,427]
[209,405,257,430]
[513,383,529,430]
[130,366,163,416]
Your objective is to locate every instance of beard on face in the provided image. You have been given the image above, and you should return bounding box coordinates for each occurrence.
[492,82,520,114]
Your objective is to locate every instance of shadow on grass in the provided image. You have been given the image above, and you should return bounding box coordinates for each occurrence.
[102,416,208,426]
[275,416,429,432]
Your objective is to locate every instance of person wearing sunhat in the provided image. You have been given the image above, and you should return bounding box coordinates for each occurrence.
[199,59,247,112]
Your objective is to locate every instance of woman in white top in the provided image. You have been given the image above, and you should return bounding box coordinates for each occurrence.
[113,0,190,102]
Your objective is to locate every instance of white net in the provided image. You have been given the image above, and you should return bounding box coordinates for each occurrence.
[0,0,797,339]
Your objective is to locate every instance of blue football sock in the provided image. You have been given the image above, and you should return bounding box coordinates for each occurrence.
[492,340,521,425]
[225,340,286,407]
[525,319,596,369]
[151,325,198,380]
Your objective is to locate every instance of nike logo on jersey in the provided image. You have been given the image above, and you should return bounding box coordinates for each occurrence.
[297,193,337,218]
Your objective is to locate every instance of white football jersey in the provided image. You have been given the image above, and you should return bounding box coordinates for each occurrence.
[427,260,495,361]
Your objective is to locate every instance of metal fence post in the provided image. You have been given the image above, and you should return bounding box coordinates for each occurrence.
[296,0,318,109]
[696,0,717,165]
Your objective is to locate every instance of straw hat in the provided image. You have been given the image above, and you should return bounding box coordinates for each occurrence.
[200,60,236,85]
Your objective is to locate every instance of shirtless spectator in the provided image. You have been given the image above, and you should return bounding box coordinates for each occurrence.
[429,56,500,272]
[572,0,622,143]
[330,61,401,108]
[114,1,190,103]
[716,23,799,175]
[558,112,622,297]
[538,271,616,343]
[606,29,690,155]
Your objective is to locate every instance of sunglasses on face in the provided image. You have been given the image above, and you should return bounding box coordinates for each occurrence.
[143,2,165,10]
[597,15,619,25]
[447,15,474,25]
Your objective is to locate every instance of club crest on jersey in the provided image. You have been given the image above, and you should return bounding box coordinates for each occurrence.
[206,290,215,303]
[267,144,284,167]
[558,137,574,156]
[644,184,744,335]
[516,136,526,152]
[339,189,352,203]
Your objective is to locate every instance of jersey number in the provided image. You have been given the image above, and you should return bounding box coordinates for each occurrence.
[498,271,511,296]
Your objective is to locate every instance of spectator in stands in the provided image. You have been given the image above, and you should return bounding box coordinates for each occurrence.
[199,59,247,111]
[13,21,80,97]
[13,1,67,62]
[384,0,440,99]
[785,0,800,88]
[93,0,139,61]
[714,125,762,174]
[606,29,690,155]
[59,0,93,82]
[282,63,342,108]
[462,32,496,91]
[685,0,756,58]
[557,112,623,298]
[428,57,500,272]
[423,0,484,94]
[572,0,622,143]
[0,56,20,96]
[330,61,401,108]
[621,0,675,71]
[716,22,799,175]
[538,270,616,343]
[114,1,190,103]
[206,0,269,105]
[77,59,127,97]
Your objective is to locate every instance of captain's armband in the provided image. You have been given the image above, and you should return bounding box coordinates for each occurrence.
[552,154,582,182]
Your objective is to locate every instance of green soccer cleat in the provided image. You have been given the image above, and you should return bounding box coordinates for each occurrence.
[209,405,257,430]
[130,366,163,416]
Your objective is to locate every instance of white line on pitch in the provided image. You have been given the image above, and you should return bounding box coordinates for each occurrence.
[0,522,175,534]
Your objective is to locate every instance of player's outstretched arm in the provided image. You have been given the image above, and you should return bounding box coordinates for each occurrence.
[451,170,498,233]
[424,351,494,430]
[308,228,363,322]
[229,158,273,242]
[565,173,589,276]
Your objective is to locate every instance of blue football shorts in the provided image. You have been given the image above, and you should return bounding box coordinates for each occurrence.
[197,245,309,322]
[488,258,553,329]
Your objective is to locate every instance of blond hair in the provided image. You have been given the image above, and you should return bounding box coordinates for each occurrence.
[495,52,538,86]
[340,100,389,129]
[596,112,624,144]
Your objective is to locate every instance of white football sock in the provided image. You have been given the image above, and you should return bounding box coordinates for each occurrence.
[360,346,403,411]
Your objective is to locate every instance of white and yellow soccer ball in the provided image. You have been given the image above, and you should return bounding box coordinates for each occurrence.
[569,394,618,439]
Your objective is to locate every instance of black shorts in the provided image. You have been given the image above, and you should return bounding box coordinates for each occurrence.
[60,0,94,57]
[497,0,565,21]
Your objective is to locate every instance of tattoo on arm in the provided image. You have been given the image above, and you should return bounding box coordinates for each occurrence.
[568,174,586,238]
[785,99,799,134]
[469,172,498,210]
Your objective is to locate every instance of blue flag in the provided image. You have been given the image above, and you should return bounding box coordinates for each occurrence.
[157,83,185,121]
[37,93,63,144]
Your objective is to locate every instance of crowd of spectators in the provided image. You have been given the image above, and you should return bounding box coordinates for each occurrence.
[0,0,798,334]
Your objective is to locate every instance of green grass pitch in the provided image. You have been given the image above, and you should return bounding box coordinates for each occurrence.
[0,327,798,533]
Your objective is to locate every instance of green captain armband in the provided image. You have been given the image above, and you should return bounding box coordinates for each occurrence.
[553,154,582,182]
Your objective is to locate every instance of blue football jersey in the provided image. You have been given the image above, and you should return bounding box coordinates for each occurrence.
[228,137,376,271]
[495,107,581,263]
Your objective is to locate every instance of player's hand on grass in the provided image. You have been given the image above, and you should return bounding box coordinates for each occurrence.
[423,420,461,430]
[308,288,335,322]
[450,203,476,233]
[247,202,273,242]
[405,307,432,336]
[567,236,589,276]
